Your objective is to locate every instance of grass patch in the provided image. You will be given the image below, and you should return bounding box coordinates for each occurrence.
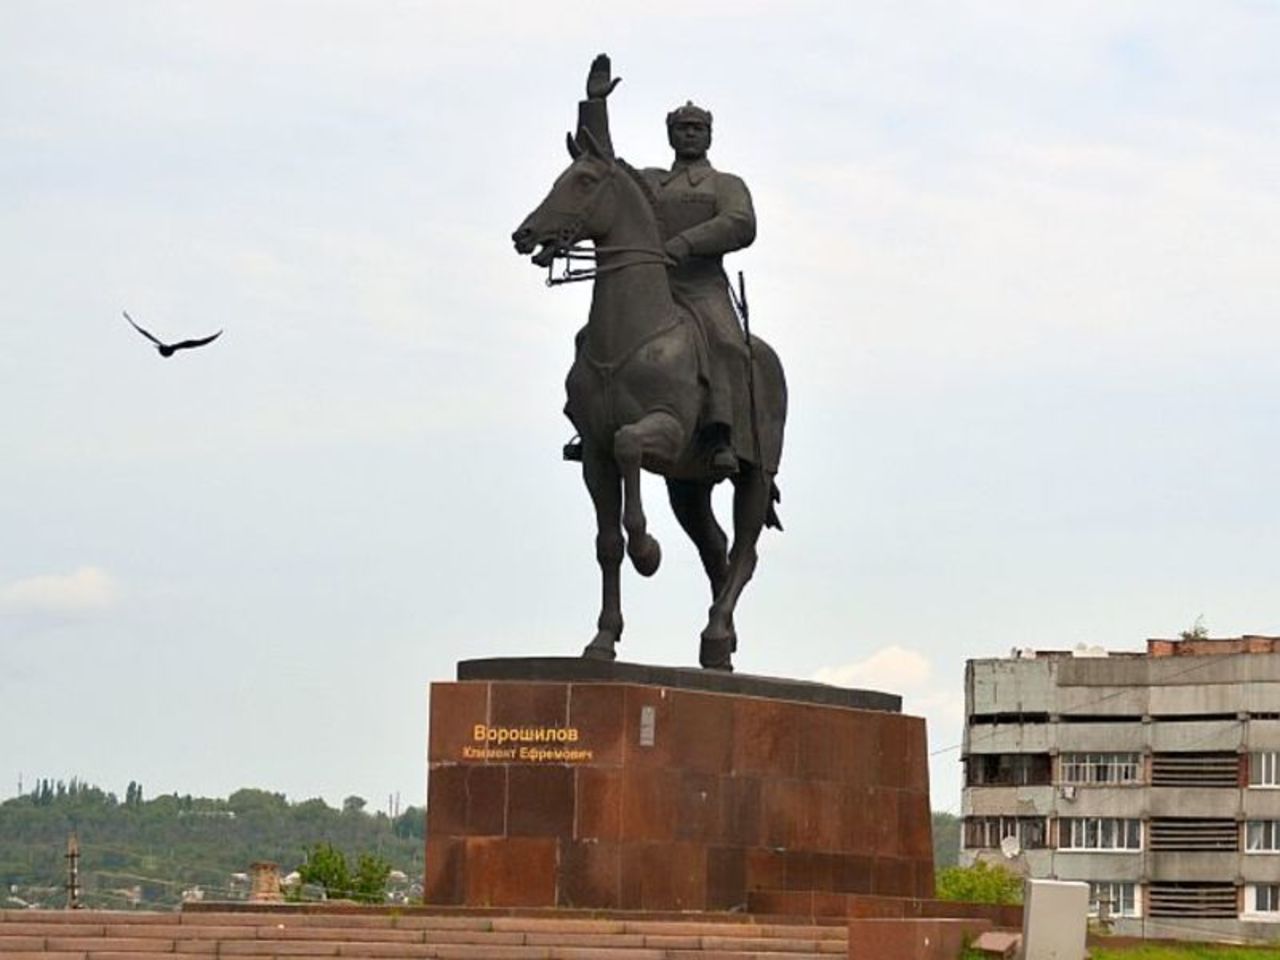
[962,944,1279,960]
[1091,947,1280,959]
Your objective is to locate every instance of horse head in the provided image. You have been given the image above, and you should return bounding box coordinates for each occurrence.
[512,128,619,267]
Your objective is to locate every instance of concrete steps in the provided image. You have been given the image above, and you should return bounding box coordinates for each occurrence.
[0,910,847,960]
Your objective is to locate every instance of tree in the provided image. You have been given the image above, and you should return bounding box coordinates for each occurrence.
[351,853,392,904]
[342,796,367,815]
[227,788,287,815]
[935,861,1023,905]
[296,842,390,904]
[1179,615,1209,641]
[0,781,419,910]
[297,842,351,898]
[931,812,960,869]
[393,806,424,840]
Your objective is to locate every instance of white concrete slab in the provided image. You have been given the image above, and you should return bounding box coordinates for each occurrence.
[1019,878,1089,960]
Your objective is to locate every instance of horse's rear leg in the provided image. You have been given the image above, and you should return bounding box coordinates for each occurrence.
[667,478,728,598]
[582,450,624,661]
[700,465,772,671]
[614,412,683,578]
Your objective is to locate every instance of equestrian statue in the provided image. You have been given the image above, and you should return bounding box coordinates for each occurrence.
[511,54,788,671]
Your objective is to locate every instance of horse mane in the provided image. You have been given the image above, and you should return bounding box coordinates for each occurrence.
[614,156,668,239]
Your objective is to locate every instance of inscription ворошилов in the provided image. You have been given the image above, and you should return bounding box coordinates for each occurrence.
[461,724,594,763]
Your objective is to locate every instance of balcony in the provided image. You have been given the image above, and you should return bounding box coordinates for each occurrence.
[1147,851,1240,882]
[966,753,1051,788]
[1150,722,1244,754]
[1148,787,1241,819]
[1055,723,1147,752]
[1243,790,1280,819]
[963,785,1054,817]
[1057,788,1145,818]
[964,723,1050,754]
[1147,881,1238,918]
[1053,853,1142,882]
[1151,752,1240,788]
[1149,818,1238,852]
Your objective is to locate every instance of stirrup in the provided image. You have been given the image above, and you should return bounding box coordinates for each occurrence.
[563,435,583,462]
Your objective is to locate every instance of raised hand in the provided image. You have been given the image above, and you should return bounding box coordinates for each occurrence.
[586,53,621,99]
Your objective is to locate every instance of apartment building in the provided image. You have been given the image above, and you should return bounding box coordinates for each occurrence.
[960,635,1280,942]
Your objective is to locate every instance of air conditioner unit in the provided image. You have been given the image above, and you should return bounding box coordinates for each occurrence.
[1060,784,1077,801]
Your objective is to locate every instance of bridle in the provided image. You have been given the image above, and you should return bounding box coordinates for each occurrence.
[546,244,675,286]
[540,162,674,286]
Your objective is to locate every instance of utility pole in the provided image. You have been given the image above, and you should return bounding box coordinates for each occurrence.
[65,833,82,909]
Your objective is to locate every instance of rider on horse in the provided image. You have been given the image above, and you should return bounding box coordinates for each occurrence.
[565,55,757,477]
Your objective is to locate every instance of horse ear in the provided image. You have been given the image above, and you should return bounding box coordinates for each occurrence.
[579,126,606,160]
[566,131,583,160]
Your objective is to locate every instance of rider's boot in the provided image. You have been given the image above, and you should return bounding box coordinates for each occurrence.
[563,436,584,462]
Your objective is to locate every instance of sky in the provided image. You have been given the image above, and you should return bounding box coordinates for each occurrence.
[2,1,1279,818]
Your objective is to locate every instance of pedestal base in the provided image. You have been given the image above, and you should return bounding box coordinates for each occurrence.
[425,658,933,910]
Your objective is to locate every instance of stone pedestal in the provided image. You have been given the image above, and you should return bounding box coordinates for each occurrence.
[424,658,934,910]
[247,861,282,903]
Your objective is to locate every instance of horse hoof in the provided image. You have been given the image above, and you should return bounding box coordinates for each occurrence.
[699,631,735,672]
[629,535,661,577]
[582,636,618,661]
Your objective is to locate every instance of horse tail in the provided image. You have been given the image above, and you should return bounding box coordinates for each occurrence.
[765,479,783,531]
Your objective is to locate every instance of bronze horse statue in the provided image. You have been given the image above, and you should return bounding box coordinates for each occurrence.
[512,129,787,671]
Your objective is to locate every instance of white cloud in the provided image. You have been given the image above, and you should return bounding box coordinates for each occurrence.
[813,644,932,691]
[0,567,120,617]
[813,646,965,731]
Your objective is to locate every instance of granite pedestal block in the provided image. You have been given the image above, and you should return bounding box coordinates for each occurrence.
[425,658,933,910]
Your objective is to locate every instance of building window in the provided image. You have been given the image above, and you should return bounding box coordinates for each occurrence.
[1060,817,1142,851]
[1088,881,1139,918]
[1249,752,1280,787]
[1060,753,1142,785]
[1245,820,1280,852]
[1248,884,1280,916]
[963,816,1048,850]
[966,753,1052,786]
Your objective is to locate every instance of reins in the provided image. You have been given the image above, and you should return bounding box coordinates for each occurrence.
[546,244,673,286]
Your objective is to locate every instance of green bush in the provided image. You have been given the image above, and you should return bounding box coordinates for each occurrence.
[296,842,391,904]
[935,860,1023,905]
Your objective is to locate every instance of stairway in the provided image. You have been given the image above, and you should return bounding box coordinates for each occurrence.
[0,908,848,959]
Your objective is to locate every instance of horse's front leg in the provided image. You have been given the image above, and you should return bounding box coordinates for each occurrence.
[614,411,684,577]
[582,448,624,660]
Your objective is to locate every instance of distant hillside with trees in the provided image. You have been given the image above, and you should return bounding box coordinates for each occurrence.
[2,779,964,910]
[0,779,423,910]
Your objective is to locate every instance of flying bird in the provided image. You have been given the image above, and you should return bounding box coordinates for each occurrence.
[122,311,222,357]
